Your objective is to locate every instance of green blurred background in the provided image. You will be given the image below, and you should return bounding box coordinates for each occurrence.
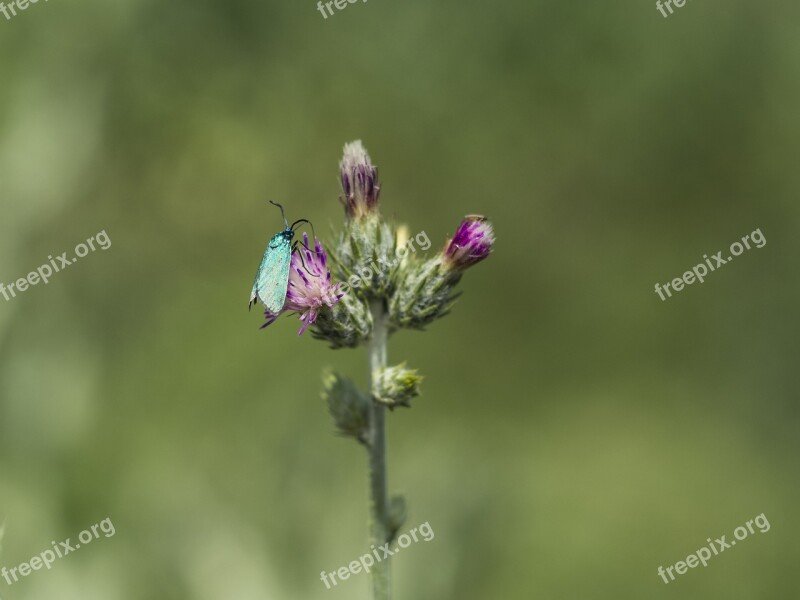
[1,0,798,598]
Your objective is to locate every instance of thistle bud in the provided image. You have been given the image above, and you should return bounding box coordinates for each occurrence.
[339,140,381,220]
[388,257,457,331]
[389,216,494,330]
[442,216,495,270]
[311,291,373,349]
[322,371,371,444]
[373,363,422,409]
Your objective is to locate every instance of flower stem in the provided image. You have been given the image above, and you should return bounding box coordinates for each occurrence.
[368,300,390,600]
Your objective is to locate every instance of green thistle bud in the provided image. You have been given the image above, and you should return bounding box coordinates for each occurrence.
[312,291,373,349]
[331,216,399,301]
[388,256,461,331]
[322,371,371,444]
[373,363,422,409]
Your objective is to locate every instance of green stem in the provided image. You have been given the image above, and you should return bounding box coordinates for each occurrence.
[368,300,390,600]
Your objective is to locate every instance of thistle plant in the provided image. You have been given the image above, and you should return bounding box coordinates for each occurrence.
[257,141,494,599]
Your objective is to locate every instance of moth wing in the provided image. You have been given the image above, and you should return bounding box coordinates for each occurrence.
[250,233,293,314]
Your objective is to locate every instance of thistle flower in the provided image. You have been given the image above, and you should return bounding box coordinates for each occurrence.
[262,234,342,335]
[340,140,381,219]
[389,216,494,330]
[249,141,498,600]
[442,215,495,269]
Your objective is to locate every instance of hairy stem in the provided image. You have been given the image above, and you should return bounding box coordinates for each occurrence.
[368,300,390,600]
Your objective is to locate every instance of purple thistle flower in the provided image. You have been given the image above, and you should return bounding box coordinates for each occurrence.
[262,234,343,335]
[339,140,381,219]
[442,215,495,269]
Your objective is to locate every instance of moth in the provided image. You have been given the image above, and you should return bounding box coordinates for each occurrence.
[248,201,312,314]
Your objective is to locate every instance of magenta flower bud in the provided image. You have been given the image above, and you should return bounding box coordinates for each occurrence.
[262,234,343,335]
[442,215,495,269]
[339,140,381,219]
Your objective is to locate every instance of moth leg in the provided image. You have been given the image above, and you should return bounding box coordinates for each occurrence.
[290,219,326,256]
[292,241,322,279]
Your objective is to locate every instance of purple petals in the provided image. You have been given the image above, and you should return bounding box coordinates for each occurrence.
[443,216,495,269]
[339,141,381,219]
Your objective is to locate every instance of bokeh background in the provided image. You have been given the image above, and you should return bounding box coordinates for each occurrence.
[1,0,798,598]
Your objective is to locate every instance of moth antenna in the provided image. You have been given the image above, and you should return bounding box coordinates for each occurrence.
[269,200,289,229]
